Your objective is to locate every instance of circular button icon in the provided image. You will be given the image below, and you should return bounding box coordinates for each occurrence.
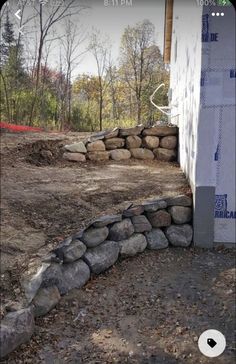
[198,329,226,358]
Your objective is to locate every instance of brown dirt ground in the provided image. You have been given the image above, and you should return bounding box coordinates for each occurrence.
[0,131,235,363]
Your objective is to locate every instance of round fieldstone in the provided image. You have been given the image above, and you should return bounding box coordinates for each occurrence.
[131,215,152,232]
[119,233,147,257]
[142,136,160,149]
[104,138,125,150]
[81,226,109,248]
[165,224,193,247]
[147,210,171,228]
[145,228,169,250]
[87,140,106,152]
[108,218,134,241]
[160,136,177,150]
[87,151,109,161]
[33,286,61,317]
[168,206,192,224]
[153,148,177,162]
[83,240,120,274]
[126,135,142,149]
[110,149,131,161]
[63,240,87,263]
[63,152,86,162]
[130,148,154,160]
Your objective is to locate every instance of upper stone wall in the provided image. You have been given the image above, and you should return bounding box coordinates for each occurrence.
[63,124,178,163]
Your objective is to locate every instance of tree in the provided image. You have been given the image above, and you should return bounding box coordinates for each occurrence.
[89,30,110,131]
[120,20,163,124]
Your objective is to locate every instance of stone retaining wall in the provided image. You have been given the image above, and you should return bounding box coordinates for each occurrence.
[0,194,192,359]
[63,125,178,163]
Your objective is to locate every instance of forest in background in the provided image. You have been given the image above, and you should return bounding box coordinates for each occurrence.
[0,1,169,132]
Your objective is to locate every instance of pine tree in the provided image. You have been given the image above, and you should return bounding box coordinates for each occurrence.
[0,11,16,66]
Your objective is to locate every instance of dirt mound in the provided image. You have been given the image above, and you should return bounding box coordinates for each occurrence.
[24,139,65,166]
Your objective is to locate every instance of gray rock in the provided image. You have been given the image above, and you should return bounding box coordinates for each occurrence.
[142,199,167,212]
[126,135,142,149]
[110,149,131,161]
[143,126,178,136]
[119,233,147,257]
[0,308,34,359]
[92,214,122,228]
[168,206,192,224]
[33,286,61,317]
[153,148,177,162]
[87,140,106,152]
[81,226,109,248]
[63,152,86,162]
[164,195,192,207]
[104,138,125,150]
[83,241,120,274]
[22,263,51,303]
[130,148,154,160]
[119,125,144,137]
[160,136,177,150]
[131,215,152,232]
[147,210,171,228]
[64,142,87,153]
[145,228,169,250]
[109,218,134,241]
[123,205,144,217]
[87,131,106,142]
[87,151,109,161]
[142,136,160,149]
[165,224,193,247]
[63,240,87,263]
[104,128,119,139]
[40,149,53,159]
[42,260,90,295]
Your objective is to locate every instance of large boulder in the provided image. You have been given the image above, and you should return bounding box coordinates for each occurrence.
[164,195,192,207]
[81,226,109,248]
[142,136,159,149]
[119,233,147,257]
[168,206,192,224]
[130,148,154,160]
[83,240,120,274]
[64,142,87,153]
[160,136,177,150]
[145,228,169,250]
[153,148,177,162]
[104,138,125,150]
[131,215,152,233]
[62,240,87,263]
[126,135,142,149]
[110,149,131,161]
[165,224,193,247]
[142,126,178,137]
[87,151,109,161]
[42,260,90,295]
[87,140,106,152]
[147,210,171,228]
[119,125,144,137]
[92,214,122,228]
[32,286,61,317]
[108,218,134,241]
[142,199,167,212]
[0,308,35,359]
[63,152,86,162]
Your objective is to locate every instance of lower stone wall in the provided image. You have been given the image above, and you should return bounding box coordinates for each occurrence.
[0,193,192,359]
[63,124,178,163]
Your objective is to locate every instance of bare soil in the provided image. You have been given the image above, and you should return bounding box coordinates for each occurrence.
[0,131,235,363]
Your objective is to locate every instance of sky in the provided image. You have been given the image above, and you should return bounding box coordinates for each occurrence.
[2,0,166,78]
